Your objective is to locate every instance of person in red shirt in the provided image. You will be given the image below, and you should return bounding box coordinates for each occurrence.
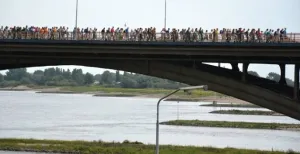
[256,29,262,43]
[111,27,115,41]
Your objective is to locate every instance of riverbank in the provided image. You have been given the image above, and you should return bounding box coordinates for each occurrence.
[201,103,261,108]
[0,85,252,104]
[0,139,297,154]
[160,120,300,131]
[0,85,213,96]
[210,110,283,116]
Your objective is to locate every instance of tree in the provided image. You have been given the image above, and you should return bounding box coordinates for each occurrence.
[32,70,45,85]
[62,69,72,79]
[100,71,113,84]
[286,78,294,87]
[266,72,296,86]
[116,70,120,82]
[44,68,56,78]
[123,72,129,77]
[84,73,94,85]
[135,75,152,88]
[55,67,63,76]
[33,70,44,75]
[20,77,32,85]
[267,72,280,82]
[121,76,137,88]
[0,73,3,82]
[94,74,101,82]
[0,66,191,89]
[248,71,260,77]
[72,69,84,85]
[5,68,28,81]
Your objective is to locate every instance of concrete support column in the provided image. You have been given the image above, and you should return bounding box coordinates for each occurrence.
[242,63,249,82]
[279,64,287,85]
[231,63,239,72]
[294,64,299,100]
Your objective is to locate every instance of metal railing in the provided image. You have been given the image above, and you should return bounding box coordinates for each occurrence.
[0,30,299,43]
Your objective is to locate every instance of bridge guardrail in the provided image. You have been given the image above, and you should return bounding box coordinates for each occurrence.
[0,30,299,43]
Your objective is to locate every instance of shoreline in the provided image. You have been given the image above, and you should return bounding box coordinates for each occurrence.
[160,120,300,131]
[0,138,297,154]
[201,103,261,108]
[0,85,252,104]
[210,110,283,116]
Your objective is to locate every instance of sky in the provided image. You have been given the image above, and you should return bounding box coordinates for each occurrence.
[0,0,300,79]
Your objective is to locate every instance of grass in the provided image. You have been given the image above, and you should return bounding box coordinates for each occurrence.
[93,93,137,97]
[62,86,216,98]
[201,103,261,108]
[210,110,283,116]
[0,138,298,154]
[160,120,300,130]
[3,85,220,98]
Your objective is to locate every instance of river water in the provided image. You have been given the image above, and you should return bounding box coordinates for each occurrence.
[0,91,299,152]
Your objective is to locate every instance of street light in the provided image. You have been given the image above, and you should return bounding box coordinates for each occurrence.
[155,85,208,154]
[177,101,179,120]
[162,0,167,41]
[75,0,78,28]
[164,0,167,29]
[75,0,78,40]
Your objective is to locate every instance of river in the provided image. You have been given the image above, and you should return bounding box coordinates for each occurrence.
[0,91,299,152]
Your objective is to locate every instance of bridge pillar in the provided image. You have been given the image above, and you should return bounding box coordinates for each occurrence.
[231,63,239,72]
[279,64,287,85]
[242,63,249,82]
[294,64,299,101]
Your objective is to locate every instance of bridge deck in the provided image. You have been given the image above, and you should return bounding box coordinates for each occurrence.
[1,39,300,64]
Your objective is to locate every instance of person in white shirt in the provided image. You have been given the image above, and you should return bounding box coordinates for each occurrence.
[0,26,3,39]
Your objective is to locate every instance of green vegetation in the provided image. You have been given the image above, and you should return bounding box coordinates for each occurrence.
[0,138,297,154]
[210,110,282,116]
[160,120,300,130]
[93,93,137,97]
[0,68,293,88]
[0,67,188,89]
[165,98,202,102]
[201,103,261,108]
[0,68,216,98]
[0,67,294,91]
[63,86,214,97]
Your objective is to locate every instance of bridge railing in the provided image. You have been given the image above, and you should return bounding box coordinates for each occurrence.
[0,30,299,43]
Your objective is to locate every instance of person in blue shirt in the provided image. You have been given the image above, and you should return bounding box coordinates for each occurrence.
[283,28,287,37]
[125,27,129,41]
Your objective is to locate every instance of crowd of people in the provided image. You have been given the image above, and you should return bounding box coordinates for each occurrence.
[0,25,293,43]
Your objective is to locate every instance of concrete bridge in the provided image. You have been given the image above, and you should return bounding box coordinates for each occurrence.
[1,39,300,120]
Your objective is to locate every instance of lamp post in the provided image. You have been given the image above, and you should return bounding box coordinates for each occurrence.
[164,0,167,30]
[75,0,78,40]
[155,85,208,154]
[75,0,78,28]
[177,101,179,120]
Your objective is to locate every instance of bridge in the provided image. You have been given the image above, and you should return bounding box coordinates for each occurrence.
[1,39,300,120]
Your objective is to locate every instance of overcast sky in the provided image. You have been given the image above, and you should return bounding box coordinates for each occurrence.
[0,0,299,79]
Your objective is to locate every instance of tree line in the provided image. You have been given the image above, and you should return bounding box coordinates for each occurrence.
[0,68,295,88]
[248,71,295,86]
[0,67,187,89]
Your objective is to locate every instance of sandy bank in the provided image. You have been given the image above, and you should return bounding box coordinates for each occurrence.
[0,85,252,104]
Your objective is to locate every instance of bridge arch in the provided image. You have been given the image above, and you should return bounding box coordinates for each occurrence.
[2,59,300,120]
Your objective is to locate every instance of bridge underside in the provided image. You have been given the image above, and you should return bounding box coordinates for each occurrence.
[0,57,300,120]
